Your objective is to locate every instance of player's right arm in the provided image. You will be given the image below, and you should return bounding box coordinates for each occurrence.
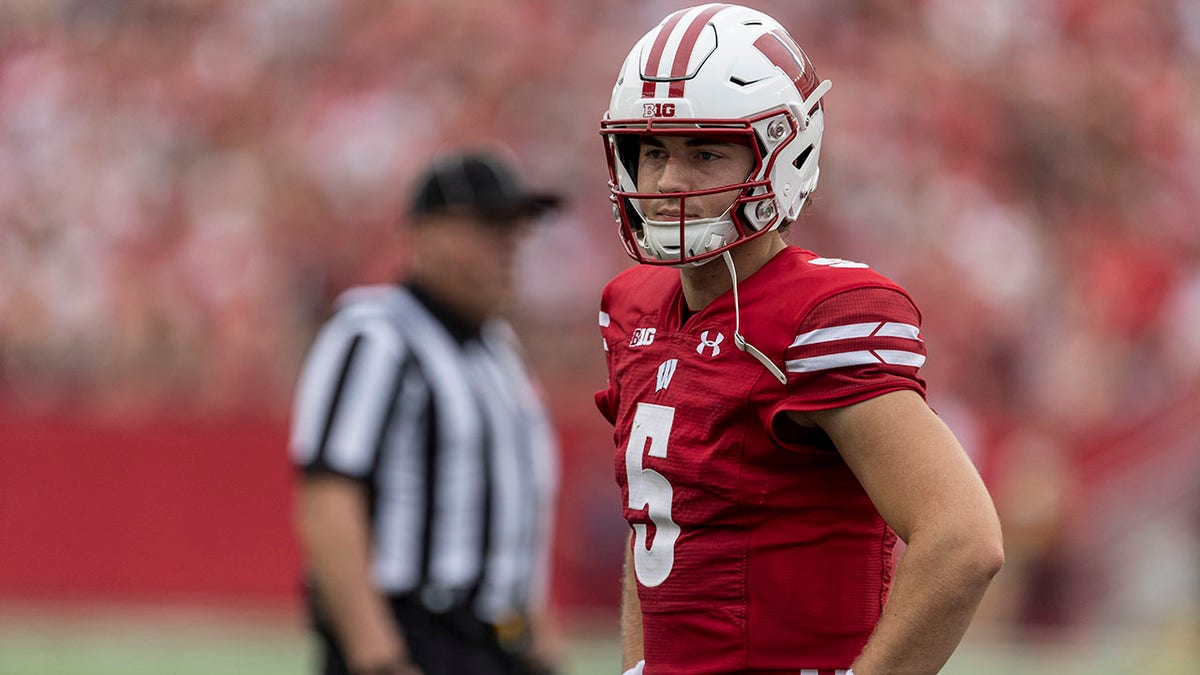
[620,534,645,672]
[798,391,1003,675]
[780,284,1002,673]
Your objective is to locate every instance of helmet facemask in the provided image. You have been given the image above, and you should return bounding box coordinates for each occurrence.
[602,115,797,267]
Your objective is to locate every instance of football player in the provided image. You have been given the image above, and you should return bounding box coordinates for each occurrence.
[594,5,1004,674]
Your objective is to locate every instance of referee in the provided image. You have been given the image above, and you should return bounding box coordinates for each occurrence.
[290,149,561,675]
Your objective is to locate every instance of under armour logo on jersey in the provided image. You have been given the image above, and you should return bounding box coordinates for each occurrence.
[696,331,724,357]
[655,359,678,392]
[629,327,656,348]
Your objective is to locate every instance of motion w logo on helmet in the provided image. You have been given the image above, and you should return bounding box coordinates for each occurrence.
[753,30,822,105]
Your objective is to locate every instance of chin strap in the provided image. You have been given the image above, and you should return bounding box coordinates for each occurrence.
[721,250,787,385]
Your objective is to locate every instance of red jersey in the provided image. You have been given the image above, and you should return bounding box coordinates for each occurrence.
[595,247,927,674]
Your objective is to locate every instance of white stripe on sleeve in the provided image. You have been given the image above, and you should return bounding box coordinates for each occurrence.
[786,351,880,373]
[876,349,927,367]
[789,322,879,347]
[875,322,922,340]
[789,321,922,347]
[324,319,407,475]
[290,320,356,466]
[785,348,926,373]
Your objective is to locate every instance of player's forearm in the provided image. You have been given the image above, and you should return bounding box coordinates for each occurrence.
[851,530,1003,675]
[620,539,645,670]
[298,480,408,669]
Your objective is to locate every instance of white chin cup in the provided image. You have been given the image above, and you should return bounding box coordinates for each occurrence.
[639,214,737,267]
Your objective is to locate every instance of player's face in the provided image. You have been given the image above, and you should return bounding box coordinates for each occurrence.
[636,136,756,221]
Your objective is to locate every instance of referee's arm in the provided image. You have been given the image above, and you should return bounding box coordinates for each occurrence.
[298,476,411,673]
[291,319,417,674]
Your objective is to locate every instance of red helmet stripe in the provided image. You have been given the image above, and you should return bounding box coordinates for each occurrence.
[641,9,689,99]
[667,4,731,98]
[752,30,821,102]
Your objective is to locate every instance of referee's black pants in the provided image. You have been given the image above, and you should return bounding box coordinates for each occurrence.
[316,595,547,675]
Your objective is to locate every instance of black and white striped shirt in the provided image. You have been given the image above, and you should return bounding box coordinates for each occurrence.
[290,283,558,623]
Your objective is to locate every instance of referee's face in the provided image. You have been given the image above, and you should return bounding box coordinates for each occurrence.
[409,212,532,323]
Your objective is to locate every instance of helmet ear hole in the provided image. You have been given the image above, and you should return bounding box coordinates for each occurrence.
[793,144,814,171]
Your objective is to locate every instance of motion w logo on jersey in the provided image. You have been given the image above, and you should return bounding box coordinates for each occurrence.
[655,359,678,392]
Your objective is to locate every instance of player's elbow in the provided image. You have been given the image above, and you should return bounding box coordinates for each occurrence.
[964,531,1005,582]
[956,513,1005,583]
[918,511,1004,584]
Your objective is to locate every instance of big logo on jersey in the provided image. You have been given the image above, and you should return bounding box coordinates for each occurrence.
[630,327,657,347]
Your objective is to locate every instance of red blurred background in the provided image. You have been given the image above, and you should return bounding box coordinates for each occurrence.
[0,0,1197,650]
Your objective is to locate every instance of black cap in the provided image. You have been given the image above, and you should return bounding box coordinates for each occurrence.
[409,151,561,223]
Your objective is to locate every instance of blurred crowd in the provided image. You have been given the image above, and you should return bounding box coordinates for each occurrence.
[1,0,1197,643]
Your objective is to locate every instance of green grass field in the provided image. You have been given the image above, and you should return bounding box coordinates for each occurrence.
[0,603,1195,675]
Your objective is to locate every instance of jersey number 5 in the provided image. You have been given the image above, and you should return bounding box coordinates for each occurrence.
[625,402,680,587]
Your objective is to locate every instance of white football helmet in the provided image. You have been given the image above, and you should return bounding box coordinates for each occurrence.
[600,4,832,266]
